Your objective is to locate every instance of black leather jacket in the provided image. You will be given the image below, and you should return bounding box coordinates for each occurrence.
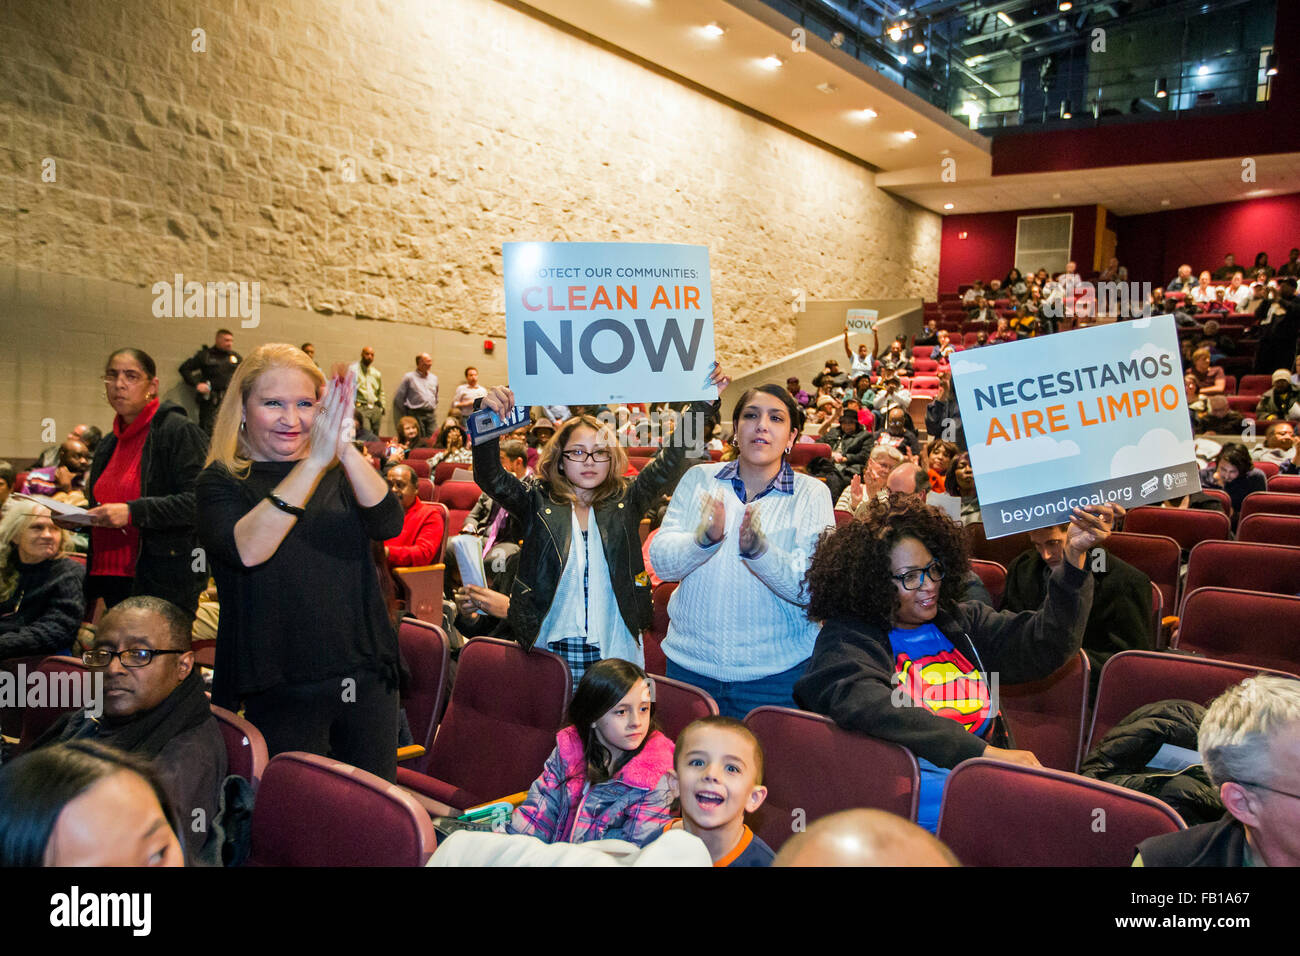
[471,401,715,651]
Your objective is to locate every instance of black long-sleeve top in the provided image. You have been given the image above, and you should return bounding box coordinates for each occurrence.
[196,460,404,708]
[0,557,85,660]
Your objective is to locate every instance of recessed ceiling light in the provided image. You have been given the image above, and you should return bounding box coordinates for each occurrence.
[701,22,725,38]
[816,81,838,94]
[1058,1,1072,10]
[1052,192,1062,199]
[759,55,783,70]
[997,11,1015,26]
[913,41,926,53]
[857,107,878,119]
[1197,64,1210,76]
[943,203,955,210]
[888,24,904,42]
[902,129,918,140]
[1160,199,1171,206]
[965,54,987,67]
[896,54,909,65]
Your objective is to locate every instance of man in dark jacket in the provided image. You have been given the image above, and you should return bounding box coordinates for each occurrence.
[817,409,872,501]
[35,596,227,865]
[1253,279,1300,376]
[84,400,208,616]
[179,329,242,436]
[1137,675,1300,866]
[924,370,966,451]
[1002,525,1153,692]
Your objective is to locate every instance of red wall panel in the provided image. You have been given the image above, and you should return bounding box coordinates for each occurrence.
[938,205,1098,292]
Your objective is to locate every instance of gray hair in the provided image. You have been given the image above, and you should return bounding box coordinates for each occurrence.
[1199,675,1300,788]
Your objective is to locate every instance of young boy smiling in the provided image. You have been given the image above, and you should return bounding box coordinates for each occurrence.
[657,716,774,867]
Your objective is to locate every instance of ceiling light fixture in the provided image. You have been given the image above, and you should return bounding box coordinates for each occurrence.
[1058,1,1072,10]
[1060,101,1073,119]
[1155,77,1168,98]
[1197,64,1209,76]
[913,41,926,53]
[701,22,725,38]
[858,107,878,119]
[944,203,955,210]
[997,11,1015,26]
[897,54,909,65]
[888,25,904,42]
[759,55,783,70]
[902,129,918,140]
[1265,53,1278,76]
[1160,199,1171,206]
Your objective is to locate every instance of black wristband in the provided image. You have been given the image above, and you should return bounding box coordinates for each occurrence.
[267,493,306,517]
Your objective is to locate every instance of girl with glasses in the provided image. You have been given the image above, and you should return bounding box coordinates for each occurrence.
[474,373,726,687]
[795,497,1116,832]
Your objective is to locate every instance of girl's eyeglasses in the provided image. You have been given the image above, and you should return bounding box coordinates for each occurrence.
[561,449,611,463]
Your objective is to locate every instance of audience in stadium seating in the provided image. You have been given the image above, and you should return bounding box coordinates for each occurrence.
[1004,523,1152,691]
[475,376,722,685]
[1254,422,1296,464]
[0,739,185,867]
[813,408,872,501]
[843,328,876,379]
[84,348,208,617]
[21,437,92,506]
[383,464,444,568]
[381,417,423,471]
[1189,348,1227,397]
[877,339,914,377]
[1201,443,1267,518]
[1253,278,1300,375]
[944,453,982,525]
[1211,254,1239,281]
[1166,263,1195,292]
[0,460,15,512]
[0,501,84,660]
[35,424,102,471]
[796,498,1115,831]
[507,659,674,845]
[1137,676,1300,867]
[1194,394,1244,435]
[32,596,225,865]
[1278,248,1300,278]
[785,376,811,408]
[839,444,903,513]
[428,419,473,469]
[197,344,404,782]
[642,715,773,866]
[773,808,959,867]
[924,370,966,452]
[875,407,922,458]
[649,385,832,719]
[1256,369,1300,422]
[924,439,957,493]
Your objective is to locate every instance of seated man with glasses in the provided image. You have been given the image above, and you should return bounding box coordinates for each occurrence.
[1137,675,1300,867]
[32,595,226,865]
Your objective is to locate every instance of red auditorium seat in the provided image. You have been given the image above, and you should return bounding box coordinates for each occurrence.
[1087,650,1300,754]
[1253,460,1280,478]
[434,480,481,535]
[1221,375,1237,394]
[406,458,430,479]
[211,704,270,792]
[408,448,437,461]
[1000,650,1091,773]
[743,706,919,851]
[1173,587,1300,673]
[644,581,677,676]
[1103,532,1181,623]
[14,656,87,753]
[649,674,718,742]
[1236,512,1300,545]
[433,460,469,485]
[937,758,1184,866]
[1236,374,1273,395]
[1183,540,1300,603]
[1225,395,1257,414]
[1122,506,1230,552]
[1267,475,1300,494]
[913,358,939,374]
[396,637,571,813]
[965,523,1032,570]
[417,477,434,502]
[969,559,1006,608]
[787,443,831,470]
[833,509,854,527]
[397,618,451,776]
[1200,487,1231,512]
[1239,492,1300,520]
[247,752,437,867]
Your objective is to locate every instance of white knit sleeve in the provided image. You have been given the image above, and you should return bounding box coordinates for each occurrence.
[740,478,834,605]
[648,466,722,582]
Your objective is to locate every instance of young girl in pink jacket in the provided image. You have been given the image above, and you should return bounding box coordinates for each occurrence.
[508,659,675,845]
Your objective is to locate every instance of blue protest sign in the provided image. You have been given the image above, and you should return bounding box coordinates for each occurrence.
[503,242,716,406]
[949,315,1201,537]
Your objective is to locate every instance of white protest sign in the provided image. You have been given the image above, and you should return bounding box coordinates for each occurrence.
[503,242,716,406]
[949,315,1200,538]
[846,308,877,332]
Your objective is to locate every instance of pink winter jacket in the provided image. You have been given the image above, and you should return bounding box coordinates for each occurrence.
[507,727,675,845]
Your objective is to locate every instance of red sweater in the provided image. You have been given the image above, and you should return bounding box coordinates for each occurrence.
[386,499,444,567]
[91,399,158,577]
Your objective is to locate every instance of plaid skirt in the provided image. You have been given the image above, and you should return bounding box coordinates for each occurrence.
[552,639,602,690]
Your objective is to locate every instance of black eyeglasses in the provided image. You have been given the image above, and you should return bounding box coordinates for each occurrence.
[891,561,945,591]
[561,449,611,463]
[1233,779,1300,801]
[82,648,185,668]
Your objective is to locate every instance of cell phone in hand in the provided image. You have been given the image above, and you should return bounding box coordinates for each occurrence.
[467,403,531,443]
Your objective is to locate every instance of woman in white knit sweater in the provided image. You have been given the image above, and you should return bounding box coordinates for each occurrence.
[650,384,834,719]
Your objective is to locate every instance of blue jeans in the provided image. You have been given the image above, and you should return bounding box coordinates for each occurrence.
[664,658,809,721]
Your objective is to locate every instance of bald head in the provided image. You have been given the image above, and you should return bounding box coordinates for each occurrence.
[886,462,929,498]
[772,809,959,867]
